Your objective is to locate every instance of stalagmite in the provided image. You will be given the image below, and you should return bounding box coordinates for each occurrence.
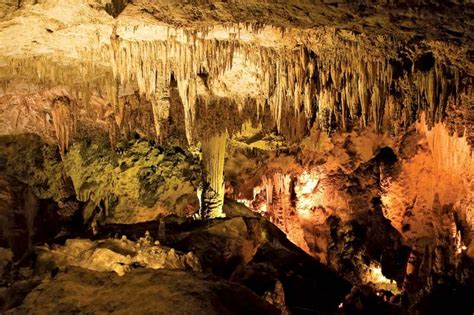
[200,132,227,219]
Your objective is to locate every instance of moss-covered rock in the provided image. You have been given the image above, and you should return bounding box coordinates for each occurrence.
[1,134,202,225]
[0,134,71,202]
[63,139,202,224]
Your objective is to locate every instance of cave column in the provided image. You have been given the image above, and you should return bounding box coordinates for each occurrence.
[200,132,227,219]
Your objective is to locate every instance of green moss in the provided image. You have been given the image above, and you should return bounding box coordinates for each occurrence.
[0,134,71,202]
[1,134,202,224]
[63,139,201,223]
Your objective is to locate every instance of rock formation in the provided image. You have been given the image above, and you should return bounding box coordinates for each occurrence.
[0,0,473,314]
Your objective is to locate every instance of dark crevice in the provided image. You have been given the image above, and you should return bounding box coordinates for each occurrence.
[104,0,129,18]
[415,52,436,73]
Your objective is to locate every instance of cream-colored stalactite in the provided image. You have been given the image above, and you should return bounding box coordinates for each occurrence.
[177,78,197,144]
[273,173,292,231]
[151,86,171,141]
[51,99,73,157]
[262,175,274,209]
[259,173,293,222]
[200,132,227,219]
[100,35,239,143]
[0,29,468,143]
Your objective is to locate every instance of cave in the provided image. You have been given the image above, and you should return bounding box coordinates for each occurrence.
[0,1,473,314]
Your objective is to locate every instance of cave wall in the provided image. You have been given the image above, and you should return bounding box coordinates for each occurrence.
[227,117,473,306]
[0,133,201,229]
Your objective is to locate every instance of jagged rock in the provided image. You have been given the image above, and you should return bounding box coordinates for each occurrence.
[0,134,202,226]
[161,212,351,314]
[168,217,263,277]
[65,139,201,224]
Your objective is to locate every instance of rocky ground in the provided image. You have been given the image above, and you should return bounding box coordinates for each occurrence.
[1,202,353,315]
[1,189,473,314]
[9,268,278,315]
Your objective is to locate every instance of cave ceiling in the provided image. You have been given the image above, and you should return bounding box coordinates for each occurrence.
[0,0,472,145]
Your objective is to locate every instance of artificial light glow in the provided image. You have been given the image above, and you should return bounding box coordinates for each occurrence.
[368,264,392,285]
[364,262,399,294]
[294,170,322,219]
[236,198,251,208]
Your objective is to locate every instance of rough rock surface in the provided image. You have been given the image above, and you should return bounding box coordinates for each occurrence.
[164,204,352,313]
[35,237,201,276]
[1,207,353,314]
[8,267,279,315]
[0,134,201,228]
[0,0,472,146]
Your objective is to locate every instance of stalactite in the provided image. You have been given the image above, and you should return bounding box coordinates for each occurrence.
[51,97,73,157]
[0,26,469,147]
[257,173,293,230]
[262,175,273,210]
[200,132,227,219]
[151,86,171,141]
[177,79,197,144]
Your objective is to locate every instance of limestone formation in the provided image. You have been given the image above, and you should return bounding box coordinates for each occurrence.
[0,1,473,314]
[35,236,201,276]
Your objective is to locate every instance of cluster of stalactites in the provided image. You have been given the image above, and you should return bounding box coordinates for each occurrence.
[248,45,469,139]
[3,53,115,105]
[1,30,470,146]
[50,96,75,157]
[259,173,293,230]
[103,31,238,144]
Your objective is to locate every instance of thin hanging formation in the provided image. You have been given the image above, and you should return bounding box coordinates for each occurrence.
[1,25,470,146]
